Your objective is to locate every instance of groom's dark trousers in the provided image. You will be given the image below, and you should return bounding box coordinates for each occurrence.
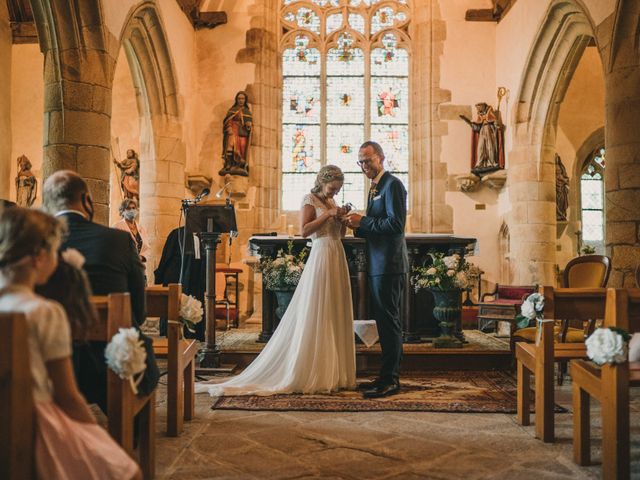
[355,171,408,384]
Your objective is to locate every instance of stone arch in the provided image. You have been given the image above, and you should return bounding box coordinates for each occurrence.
[31,0,117,222]
[508,0,597,285]
[116,3,186,275]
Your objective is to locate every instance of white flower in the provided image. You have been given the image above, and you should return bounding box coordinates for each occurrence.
[521,293,544,320]
[446,269,455,277]
[426,267,437,275]
[61,248,85,269]
[273,258,285,266]
[455,271,469,289]
[180,294,203,325]
[586,328,628,365]
[435,277,441,283]
[105,328,147,393]
[443,255,460,269]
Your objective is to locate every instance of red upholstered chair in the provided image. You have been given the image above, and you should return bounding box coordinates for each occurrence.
[214,266,242,329]
[477,284,538,336]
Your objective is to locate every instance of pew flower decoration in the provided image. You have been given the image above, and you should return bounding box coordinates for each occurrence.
[410,252,471,292]
[180,293,204,333]
[61,248,85,269]
[515,293,545,329]
[258,240,308,291]
[586,327,631,365]
[105,327,147,394]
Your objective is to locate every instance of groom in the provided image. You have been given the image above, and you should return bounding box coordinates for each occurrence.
[347,141,408,398]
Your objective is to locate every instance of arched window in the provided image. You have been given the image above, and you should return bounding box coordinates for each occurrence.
[280,0,411,211]
[580,146,605,248]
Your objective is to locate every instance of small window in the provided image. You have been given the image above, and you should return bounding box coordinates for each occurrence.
[580,146,605,246]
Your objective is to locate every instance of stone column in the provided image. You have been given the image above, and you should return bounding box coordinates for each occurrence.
[603,0,640,287]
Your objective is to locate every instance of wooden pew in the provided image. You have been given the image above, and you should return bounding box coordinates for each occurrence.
[146,284,198,436]
[515,287,606,442]
[0,313,35,480]
[86,294,156,479]
[571,288,640,479]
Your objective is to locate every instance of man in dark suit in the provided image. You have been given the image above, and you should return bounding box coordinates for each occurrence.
[41,170,159,412]
[347,141,408,398]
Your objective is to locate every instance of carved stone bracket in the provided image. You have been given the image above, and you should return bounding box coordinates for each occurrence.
[480,170,507,191]
[186,173,213,197]
[455,173,481,192]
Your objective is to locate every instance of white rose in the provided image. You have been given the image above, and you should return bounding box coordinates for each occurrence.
[586,328,628,365]
[105,328,147,379]
[443,256,459,269]
[426,267,437,275]
[520,300,536,320]
[435,277,441,283]
[180,293,203,324]
[273,258,285,266]
[446,269,455,277]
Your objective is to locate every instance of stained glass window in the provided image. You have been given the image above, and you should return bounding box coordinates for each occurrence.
[580,147,605,244]
[281,1,411,211]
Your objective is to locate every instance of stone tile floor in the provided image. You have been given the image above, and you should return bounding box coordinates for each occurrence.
[153,376,639,479]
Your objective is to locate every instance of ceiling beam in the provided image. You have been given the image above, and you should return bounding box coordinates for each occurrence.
[465,0,517,23]
[176,0,227,29]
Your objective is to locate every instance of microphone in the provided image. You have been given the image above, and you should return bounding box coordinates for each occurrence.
[182,187,210,206]
[215,182,233,199]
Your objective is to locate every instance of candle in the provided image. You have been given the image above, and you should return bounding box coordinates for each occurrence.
[576,220,582,232]
[287,224,294,237]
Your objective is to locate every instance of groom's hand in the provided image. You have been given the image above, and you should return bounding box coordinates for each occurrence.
[346,213,363,229]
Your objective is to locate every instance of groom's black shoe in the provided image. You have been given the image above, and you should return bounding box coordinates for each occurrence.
[362,382,400,399]
[357,378,383,391]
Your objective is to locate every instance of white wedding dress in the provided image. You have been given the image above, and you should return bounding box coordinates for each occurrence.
[196,193,356,396]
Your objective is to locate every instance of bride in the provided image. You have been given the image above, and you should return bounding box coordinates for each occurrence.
[196,165,356,396]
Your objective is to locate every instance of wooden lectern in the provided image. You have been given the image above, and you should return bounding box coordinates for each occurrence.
[185,201,237,368]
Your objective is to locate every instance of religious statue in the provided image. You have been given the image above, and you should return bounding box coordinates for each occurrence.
[555,154,570,221]
[460,102,505,176]
[113,148,140,200]
[15,155,37,207]
[219,91,252,177]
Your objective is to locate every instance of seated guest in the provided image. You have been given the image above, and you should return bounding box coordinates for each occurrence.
[112,198,150,266]
[41,170,159,412]
[0,207,141,480]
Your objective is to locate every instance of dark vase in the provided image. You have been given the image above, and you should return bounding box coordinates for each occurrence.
[273,289,295,320]
[430,289,463,348]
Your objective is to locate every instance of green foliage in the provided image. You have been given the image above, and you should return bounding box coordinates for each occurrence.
[258,240,308,291]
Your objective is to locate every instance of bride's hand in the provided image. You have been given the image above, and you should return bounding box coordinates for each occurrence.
[325,208,339,218]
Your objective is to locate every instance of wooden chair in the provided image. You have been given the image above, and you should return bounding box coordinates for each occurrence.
[571,288,640,479]
[215,266,242,328]
[146,284,198,437]
[477,284,537,336]
[86,294,156,479]
[0,313,35,480]
[515,287,607,442]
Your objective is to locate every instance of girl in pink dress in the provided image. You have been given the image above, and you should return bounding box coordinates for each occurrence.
[0,207,141,480]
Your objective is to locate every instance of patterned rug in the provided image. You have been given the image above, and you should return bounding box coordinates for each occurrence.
[210,371,568,413]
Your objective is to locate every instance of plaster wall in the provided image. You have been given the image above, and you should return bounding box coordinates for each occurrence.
[193,0,256,185]
[9,44,44,206]
[439,0,501,288]
[0,3,12,200]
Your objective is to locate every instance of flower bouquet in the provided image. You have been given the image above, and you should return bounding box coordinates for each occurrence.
[586,327,631,365]
[410,252,470,292]
[514,293,545,329]
[258,240,308,291]
[179,293,204,333]
[105,327,147,394]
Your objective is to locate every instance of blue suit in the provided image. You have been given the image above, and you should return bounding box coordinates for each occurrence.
[356,171,408,383]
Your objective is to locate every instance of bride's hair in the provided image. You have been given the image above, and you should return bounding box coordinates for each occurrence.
[311,165,344,194]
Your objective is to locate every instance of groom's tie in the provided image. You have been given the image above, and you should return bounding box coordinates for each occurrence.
[368,182,378,203]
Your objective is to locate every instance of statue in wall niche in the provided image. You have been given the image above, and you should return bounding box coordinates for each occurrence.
[219,91,252,177]
[555,154,570,222]
[460,102,505,176]
[113,148,140,200]
[15,155,37,207]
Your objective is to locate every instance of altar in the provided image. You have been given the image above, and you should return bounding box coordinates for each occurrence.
[249,234,477,343]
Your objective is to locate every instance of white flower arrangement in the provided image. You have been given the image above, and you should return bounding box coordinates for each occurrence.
[515,293,544,329]
[61,248,85,269]
[586,327,630,365]
[258,240,308,291]
[410,252,471,292]
[180,293,204,332]
[105,327,147,394]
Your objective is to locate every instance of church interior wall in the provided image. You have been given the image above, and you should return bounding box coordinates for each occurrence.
[9,43,43,206]
[438,0,501,290]
[0,2,12,200]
